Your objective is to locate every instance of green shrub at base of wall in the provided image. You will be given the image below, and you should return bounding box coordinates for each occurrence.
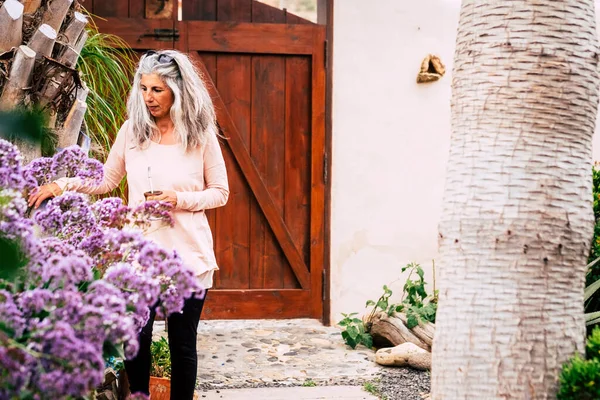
[558,327,600,400]
[557,355,600,400]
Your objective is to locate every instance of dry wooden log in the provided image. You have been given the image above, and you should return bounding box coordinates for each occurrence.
[0,45,36,109]
[41,0,73,32]
[77,131,90,148]
[47,111,58,129]
[28,24,57,58]
[14,138,41,165]
[37,64,73,107]
[0,0,24,53]
[73,29,87,53]
[0,46,40,164]
[58,45,79,68]
[58,99,86,148]
[369,312,431,351]
[76,81,89,103]
[396,313,434,348]
[61,11,87,47]
[22,0,42,15]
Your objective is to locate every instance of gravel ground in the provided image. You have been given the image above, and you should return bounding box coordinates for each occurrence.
[196,367,430,400]
[376,367,431,400]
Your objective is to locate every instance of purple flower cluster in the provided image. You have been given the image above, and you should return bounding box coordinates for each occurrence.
[22,157,53,189]
[35,191,99,247]
[32,321,105,398]
[131,201,175,229]
[0,140,27,191]
[0,189,33,242]
[0,141,202,398]
[91,197,175,231]
[129,393,150,400]
[22,144,104,189]
[0,290,25,337]
[92,197,131,228]
[0,282,140,397]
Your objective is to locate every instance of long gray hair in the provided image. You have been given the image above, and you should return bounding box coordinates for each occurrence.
[127,49,217,150]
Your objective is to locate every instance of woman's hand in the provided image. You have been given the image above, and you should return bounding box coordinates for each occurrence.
[147,190,177,207]
[28,183,61,209]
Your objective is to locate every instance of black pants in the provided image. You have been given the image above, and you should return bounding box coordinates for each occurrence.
[125,292,207,400]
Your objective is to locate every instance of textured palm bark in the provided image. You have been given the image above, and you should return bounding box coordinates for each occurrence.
[432,2,600,399]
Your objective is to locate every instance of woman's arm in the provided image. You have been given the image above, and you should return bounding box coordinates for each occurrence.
[174,134,229,212]
[28,122,129,208]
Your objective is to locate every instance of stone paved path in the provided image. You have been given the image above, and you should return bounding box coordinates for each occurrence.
[197,386,378,399]
[154,319,382,389]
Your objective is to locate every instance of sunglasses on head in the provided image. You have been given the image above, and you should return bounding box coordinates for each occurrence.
[144,50,177,66]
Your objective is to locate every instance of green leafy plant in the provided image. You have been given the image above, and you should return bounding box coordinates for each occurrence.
[558,355,600,400]
[338,312,373,350]
[585,266,600,326]
[588,167,600,271]
[557,327,600,399]
[302,379,316,387]
[587,327,600,360]
[339,261,438,349]
[365,284,402,319]
[397,262,438,328]
[150,337,171,379]
[365,262,438,329]
[584,168,600,323]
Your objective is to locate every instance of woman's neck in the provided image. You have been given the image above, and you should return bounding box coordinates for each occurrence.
[155,116,174,134]
[153,117,177,144]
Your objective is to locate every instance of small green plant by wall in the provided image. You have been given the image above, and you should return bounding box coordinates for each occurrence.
[338,262,438,349]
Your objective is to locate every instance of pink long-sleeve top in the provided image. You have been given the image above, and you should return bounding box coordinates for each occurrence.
[55,120,229,288]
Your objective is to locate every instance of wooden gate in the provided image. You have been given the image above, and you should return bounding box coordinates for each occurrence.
[86,0,327,320]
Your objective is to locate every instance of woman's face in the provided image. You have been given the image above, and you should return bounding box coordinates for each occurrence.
[140,73,174,120]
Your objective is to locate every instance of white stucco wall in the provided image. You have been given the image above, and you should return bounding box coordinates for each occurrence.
[330,0,460,321]
[330,0,600,323]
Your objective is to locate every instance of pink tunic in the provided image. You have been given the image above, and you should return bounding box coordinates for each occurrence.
[55,120,229,288]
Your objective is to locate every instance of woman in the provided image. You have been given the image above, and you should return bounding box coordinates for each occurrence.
[28,49,229,399]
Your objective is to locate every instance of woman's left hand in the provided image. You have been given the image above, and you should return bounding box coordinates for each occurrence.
[147,190,177,207]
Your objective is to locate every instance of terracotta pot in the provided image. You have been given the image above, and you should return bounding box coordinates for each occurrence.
[149,376,170,400]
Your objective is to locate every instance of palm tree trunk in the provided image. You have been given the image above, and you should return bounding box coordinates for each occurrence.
[432,1,600,399]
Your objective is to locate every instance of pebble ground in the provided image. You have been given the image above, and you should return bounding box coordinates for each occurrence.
[154,319,430,399]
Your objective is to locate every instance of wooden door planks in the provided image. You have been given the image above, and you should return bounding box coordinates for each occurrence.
[183,0,216,20]
[184,21,316,54]
[214,53,252,289]
[284,56,311,289]
[189,52,312,290]
[217,0,251,22]
[250,54,286,289]
[92,0,128,17]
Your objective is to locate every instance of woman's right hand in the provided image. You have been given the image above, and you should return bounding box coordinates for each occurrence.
[28,183,61,209]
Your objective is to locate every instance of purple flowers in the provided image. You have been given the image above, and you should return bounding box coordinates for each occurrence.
[91,196,175,230]
[0,141,26,190]
[32,321,105,398]
[0,139,202,398]
[35,191,99,247]
[23,144,104,189]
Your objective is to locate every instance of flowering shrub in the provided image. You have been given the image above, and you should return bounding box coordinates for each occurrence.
[0,140,202,399]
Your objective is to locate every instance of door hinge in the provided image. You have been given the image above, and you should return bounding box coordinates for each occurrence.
[322,269,327,301]
[138,28,180,42]
[324,39,329,69]
[323,152,328,184]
